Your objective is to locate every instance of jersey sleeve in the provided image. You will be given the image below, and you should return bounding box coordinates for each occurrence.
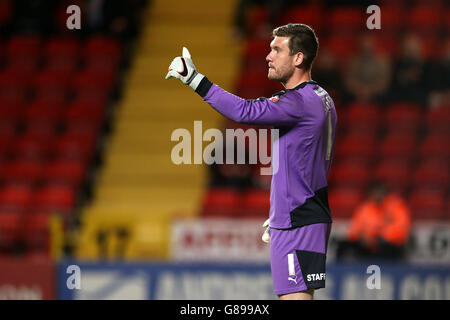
[195,77,304,126]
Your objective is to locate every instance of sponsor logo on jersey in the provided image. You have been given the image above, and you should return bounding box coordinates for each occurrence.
[269,95,279,103]
[306,273,326,282]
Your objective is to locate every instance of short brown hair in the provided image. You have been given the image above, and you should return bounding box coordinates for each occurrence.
[272,23,319,71]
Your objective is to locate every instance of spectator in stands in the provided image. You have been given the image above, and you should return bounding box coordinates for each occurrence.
[312,48,343,103]
[86,0,146,39]
[388,33,428,104]
[232,0,300,40]
[336,182,411,261]
[426,39,450,108]
[13,0,57,34]
[212,163,253,189]
[323,0,378,8]
[207,126,253,190]
[343,34,391,103]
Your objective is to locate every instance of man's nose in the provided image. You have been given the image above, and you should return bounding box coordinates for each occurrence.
[266,53,272,62]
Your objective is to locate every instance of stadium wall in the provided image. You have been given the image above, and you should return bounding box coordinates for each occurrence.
[56,261,450,300]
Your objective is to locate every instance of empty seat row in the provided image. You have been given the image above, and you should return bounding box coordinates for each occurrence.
[0,158,87,187]
[0,96,106,128]
[0,128,97,162]
[0,35,121,63]
[0,66,117,96]
[0,183,76,214]
[334,131,449,160]
[329,158,449,189]
[201,186,449,222]
[202,188,270,218]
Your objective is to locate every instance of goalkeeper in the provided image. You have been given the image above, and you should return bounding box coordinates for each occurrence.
[166,23,337,300]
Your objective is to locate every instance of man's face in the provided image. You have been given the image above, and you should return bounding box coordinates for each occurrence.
[266,36,298,83]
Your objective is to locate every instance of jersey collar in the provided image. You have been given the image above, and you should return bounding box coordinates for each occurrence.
[290,80,318,90]
[271,80,318,97]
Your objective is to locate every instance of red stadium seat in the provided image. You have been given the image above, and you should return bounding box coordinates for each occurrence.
[235,68,272,99]
[83,35,122,66]
[12,133,55,160]
[5,35,41,61]
[64,120,102,138]
[0,184,33,211]
[372,34,400,58]
[413,159,448,188]
[378,5,404,34]
[0,84,26,106]
[24,120,60,139]
[72,67,116,96]
[345,102,381,134]
[385,102,423,133]
[328,7,363,32]
[426,104,450,135]
[328,186,363,219]
[33,68,72,97]
[243,38,269,63]
[0,129,15,157]
[334,132,377,160]
[446,197,450,221]
[0,67,32,92]
[329,159,371,188]
[44,57,78,77]
[279,5,323,34]
[23,98,65,126]
[379,132,417,159]
[419,133,450,160]
[202,188,242,217]
[0,99,24,127]
[22,212,52,254]
[324,34,357,63]
[44,36,80,61]
[3,160,44,185]
[32,184,76,214]
[0,210,23,251]
[54,131,96,161]
[44,159,86,187]
[240,188,270,217]
[374,159,411,192]
[407,6,444,34]
[408,187,445,220]
[65,97,106,127]
[5,52,39,75]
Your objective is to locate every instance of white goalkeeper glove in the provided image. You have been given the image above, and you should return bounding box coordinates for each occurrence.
[165,47,205,91]
[262,218,270,243]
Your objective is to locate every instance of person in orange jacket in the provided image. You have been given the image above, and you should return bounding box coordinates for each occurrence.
[337,182,411,261]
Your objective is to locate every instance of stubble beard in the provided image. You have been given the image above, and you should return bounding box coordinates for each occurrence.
[268,66,295,86]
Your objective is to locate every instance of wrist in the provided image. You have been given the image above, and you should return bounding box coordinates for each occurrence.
[188,72,205,91]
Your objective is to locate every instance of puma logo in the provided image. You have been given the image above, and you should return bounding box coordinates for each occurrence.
[177,58,188,77]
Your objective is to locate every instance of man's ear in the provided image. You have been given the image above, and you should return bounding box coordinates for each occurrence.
[294,52,304,68]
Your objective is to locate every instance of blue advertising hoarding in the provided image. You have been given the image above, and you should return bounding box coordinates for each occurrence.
[58,261,450,300]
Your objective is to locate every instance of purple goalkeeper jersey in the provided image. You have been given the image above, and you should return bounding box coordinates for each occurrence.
[195,78,337,229]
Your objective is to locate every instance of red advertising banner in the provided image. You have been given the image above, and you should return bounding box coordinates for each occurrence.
[0,257,55,300]
[171,218,270,262]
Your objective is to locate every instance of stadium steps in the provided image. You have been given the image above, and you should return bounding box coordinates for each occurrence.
[76,0,242,260]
